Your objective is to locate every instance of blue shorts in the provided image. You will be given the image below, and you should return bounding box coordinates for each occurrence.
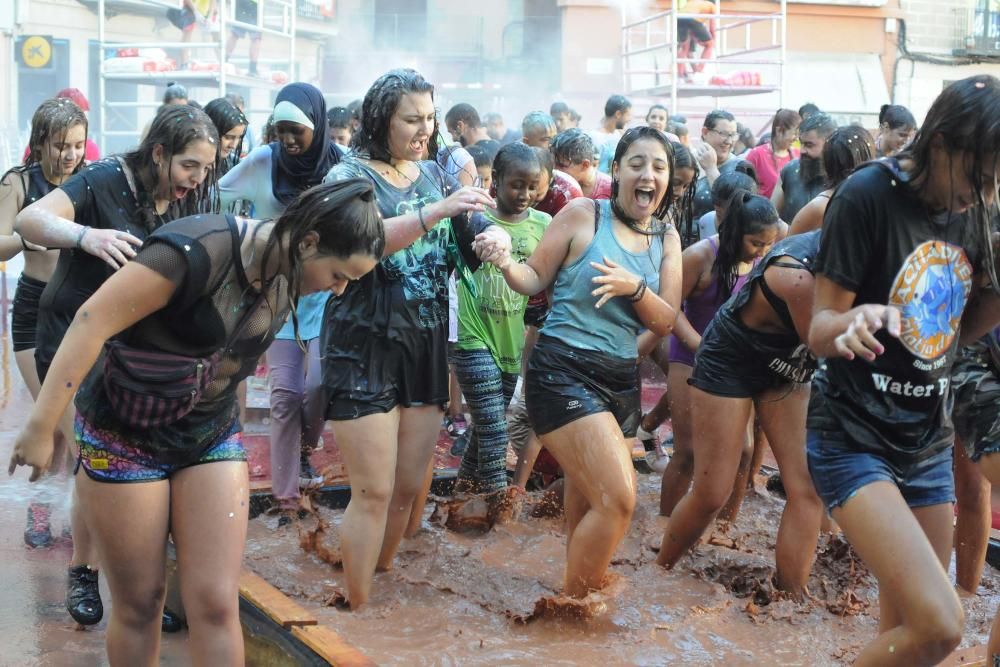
[806,429,954,512]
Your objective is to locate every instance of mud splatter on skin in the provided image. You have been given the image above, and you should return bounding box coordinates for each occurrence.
[244,475,1000,665]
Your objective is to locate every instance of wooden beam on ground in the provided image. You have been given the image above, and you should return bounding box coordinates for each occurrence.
[939,644,988,667]
[291,625,377,667]
[239,570,317,629]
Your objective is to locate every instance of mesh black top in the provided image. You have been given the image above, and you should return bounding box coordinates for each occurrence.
[74,214,290,461]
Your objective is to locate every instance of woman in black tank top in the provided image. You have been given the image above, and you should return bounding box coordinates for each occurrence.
[657,230,824,600]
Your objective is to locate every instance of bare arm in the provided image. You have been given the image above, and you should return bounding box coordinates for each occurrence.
[382,186,495,257]
[630,226,681,338]
[9,262,177,479]
[16,188,141,269]
[770,176,785,217]
[764,263,816,342]
[787,195,827,237]
[808,274,900,361]
[0,172,29,262]
[497,198,593,295]
[672,241,714,352]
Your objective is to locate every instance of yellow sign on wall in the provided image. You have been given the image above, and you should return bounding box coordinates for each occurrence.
[20,35,52,69]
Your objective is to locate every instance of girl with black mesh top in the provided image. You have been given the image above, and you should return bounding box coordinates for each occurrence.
[15,104,219,630]
[9,179,384,664]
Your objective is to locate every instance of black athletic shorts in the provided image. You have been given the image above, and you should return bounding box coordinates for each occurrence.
[11,275,46,353]
[952,345,1000,462]
[231,0,262,39]
[525,335,640,437]
[678,18,712,44]
[689,314,815,398]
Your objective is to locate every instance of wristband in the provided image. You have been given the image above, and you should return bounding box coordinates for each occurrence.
[628,278,647,303]
[75,225,91,249]
[418,207,430,234]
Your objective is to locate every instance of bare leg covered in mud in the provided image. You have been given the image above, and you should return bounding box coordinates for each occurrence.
[658,389,753,569]
[973,452,1000,663]
[832,482,962,667]
[954,440,990,595]
[659,363,693,516]
[753,384,822,595]
[404,457,435,538]
[540,412,636,598]
[334,405,441,608]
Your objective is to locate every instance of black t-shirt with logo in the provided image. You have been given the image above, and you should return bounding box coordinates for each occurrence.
[808,159,983,463]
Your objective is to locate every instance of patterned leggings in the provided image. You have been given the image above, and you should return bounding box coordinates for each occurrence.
[452,348,518,492]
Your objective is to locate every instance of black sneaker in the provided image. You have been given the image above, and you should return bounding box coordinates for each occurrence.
[299,452,323,490]
[67,565,103,626]
[24,503,53,549]
[450,432,469,457]
[161,606,184,633]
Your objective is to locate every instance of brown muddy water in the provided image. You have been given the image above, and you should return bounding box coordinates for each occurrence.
[245,475,1000,666]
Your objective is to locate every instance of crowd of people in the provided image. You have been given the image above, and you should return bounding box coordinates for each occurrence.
[4,68,1000,667]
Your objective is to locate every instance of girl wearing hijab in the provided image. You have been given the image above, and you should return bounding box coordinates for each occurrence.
[219,82,345,519]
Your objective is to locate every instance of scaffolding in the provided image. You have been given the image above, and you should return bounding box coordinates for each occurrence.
[92,0,297,148]
[621,0,786,118]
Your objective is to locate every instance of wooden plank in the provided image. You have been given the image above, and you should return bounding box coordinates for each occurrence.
[239,570,316,629]
[939,644,988,667]
[291,625,375,667]
[249,480,272,493]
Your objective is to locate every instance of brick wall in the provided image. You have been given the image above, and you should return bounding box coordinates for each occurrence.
[899,0,970,53]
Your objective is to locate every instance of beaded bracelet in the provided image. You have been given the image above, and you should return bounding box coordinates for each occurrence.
[628,277,647,303]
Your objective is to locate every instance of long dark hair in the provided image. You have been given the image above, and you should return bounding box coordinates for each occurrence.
[122,104,220,228]
[203,97,248,175]
[670,141,699,247]
[259,178,385,346]
[822,125,874,189]
[610,126,675,234]
[351,69,435,163]
[714,190,779,301]
[897,74,1000,292]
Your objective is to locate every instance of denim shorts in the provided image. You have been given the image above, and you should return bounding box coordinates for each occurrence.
[806,428,955,512]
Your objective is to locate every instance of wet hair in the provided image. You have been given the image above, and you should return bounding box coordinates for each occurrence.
[609,125,675,232]
[771,108,801,138]
[714,190,779,301]
[736,123,754,150]
[261,178,385,347]
[351,68,434,163]
[261,114,277,145]
[203,98,248,171]
[522,111,556,137]
[533,146,555,178]
[224,92,245,110]
[327,106,352,130]
[465,143,493,170]
[711,168,759,207]
[898,74,1000,292]
[550,101,571,117]
[646,104,668,119]
[799,112,837,139]
[121,104,220,225]
[550,128,598,165]
[187,100,203,110]
[492,142,540,187]
[879,104,916,131]
[163,82,188,104]
[2,98,88,208]
[670,141,700,245]
[704,109,735,130]
[798,103,820,119]
[569,109,582,123]
[822,125,875,189]
[445,103,481,130]
[24,97,89,171]
[605,94,632,118]
[667,121,688,138]
[347,99,362,123]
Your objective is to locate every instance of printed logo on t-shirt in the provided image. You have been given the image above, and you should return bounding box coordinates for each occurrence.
[888,240,973,361]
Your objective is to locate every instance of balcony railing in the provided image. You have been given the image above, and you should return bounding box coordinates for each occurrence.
[955,0,1000,56]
